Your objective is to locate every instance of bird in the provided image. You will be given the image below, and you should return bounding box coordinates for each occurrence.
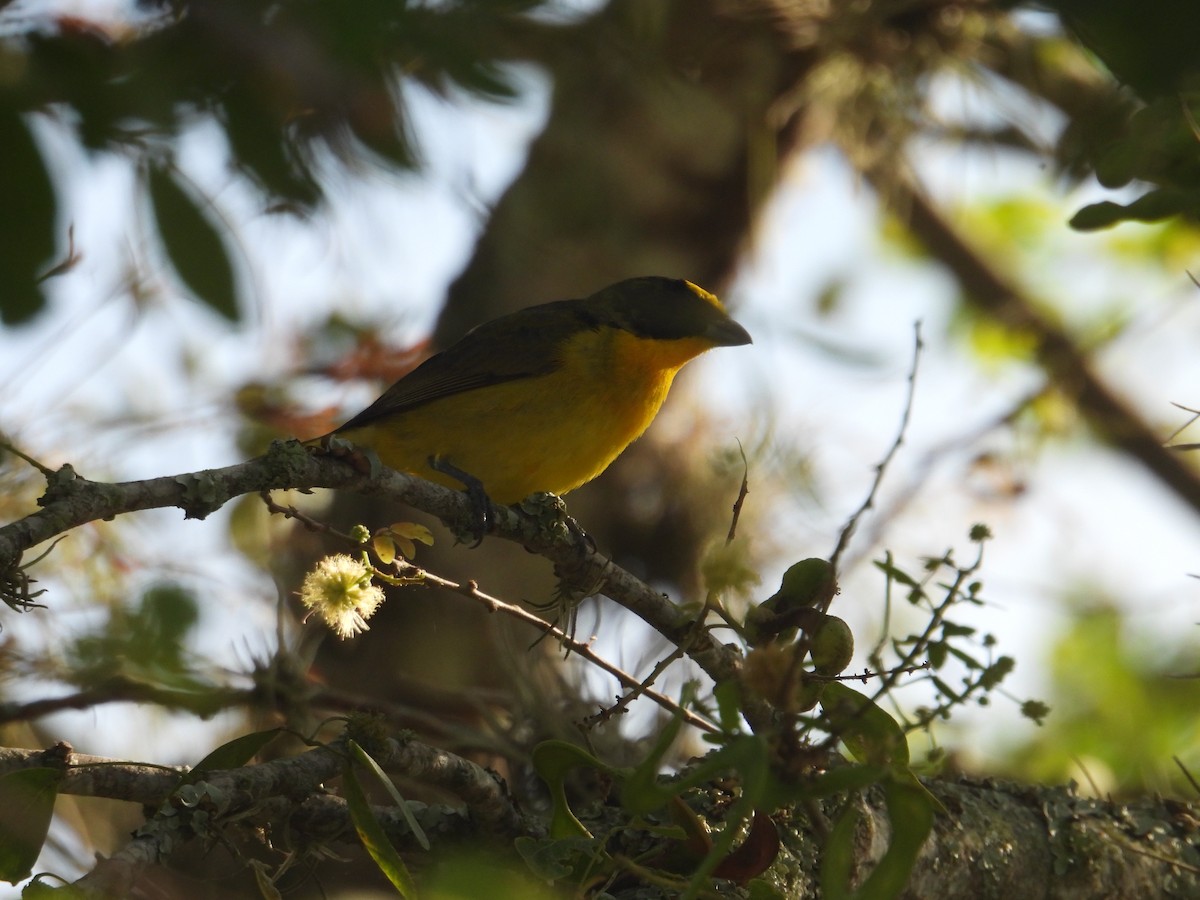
[318,276,752,506]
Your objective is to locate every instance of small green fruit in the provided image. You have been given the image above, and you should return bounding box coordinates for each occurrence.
[772,558,836,611]
[745,558,838,647]
[810,615,854,675]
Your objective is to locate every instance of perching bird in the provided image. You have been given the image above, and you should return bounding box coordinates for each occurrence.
[321,276,751,505]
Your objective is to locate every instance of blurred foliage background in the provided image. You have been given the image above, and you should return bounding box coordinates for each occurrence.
[3,0,1200,894]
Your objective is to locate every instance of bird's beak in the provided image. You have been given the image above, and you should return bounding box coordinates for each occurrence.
[708,317,752,347]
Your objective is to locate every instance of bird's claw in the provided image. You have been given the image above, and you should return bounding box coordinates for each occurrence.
[429,455,494,547]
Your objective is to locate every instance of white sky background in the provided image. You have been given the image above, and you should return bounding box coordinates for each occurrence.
[3,2,1200,887]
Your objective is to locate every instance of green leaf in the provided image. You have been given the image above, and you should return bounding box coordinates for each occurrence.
[946,645,983,670]
[0,109,56,326]
[1070,188,1200,231]
[1020,699,1051,725]
[348,739,429,850]
[0,768,62,883]
[817,775,937,900]
[513,835,591,882]
[1069,201,1128,230]
[927,641,948,669]
[530,740,611,838]
[21,874,82,898]
[781,764,888,802]
[675,736,773,900]
[187,729,283,781]
[872,558,919,588]
[979,655,1015,690]
[940,622,975,638]
[821,683,909,769]
[249,859,283,899]
[931,677,961,703]
[68,583,205,693]
[852,777,935,900]
[712,680,744,735]
[819,802,860,900]
[146,162,240,322]
[342,760,419,898]
[620,706,686,816]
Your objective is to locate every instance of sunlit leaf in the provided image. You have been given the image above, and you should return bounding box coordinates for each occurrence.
[342,760,419,897]
[821,682,909,769]
[348,739,429,850]
[372,533,397,565]
[187,729,283,781]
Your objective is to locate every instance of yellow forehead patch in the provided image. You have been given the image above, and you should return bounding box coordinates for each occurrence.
[684,280,726,312]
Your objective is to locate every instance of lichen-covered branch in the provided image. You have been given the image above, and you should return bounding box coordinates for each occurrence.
[0,440,746,700]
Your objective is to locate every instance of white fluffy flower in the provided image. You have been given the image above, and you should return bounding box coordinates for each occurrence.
[299,554,385,639]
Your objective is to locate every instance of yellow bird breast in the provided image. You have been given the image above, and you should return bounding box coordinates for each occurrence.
[345,327,709,505]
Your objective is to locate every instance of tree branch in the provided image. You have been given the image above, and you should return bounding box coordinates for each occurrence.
[873,171,1200,518]
[0,441,749,712]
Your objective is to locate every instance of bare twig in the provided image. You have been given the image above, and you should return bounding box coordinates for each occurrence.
[409,567,720,735]
[873,169,1200,520]
[726,439,750,544]
[582,643,692,729]
[828,322,924,581]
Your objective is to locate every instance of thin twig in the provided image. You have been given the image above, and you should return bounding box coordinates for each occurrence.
[726,439,750,544]
[582,643,689,729]
[828,321,924,581]
[409,567,720,735]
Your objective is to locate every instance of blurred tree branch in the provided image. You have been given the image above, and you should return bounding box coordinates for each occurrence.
[876,171,1200,516]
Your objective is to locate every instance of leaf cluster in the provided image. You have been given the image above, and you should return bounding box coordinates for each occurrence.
[1032,1,1200,231]
[0,0,545,325]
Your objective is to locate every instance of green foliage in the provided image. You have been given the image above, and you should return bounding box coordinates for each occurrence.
[342,747,420,898]
[1069,94,1200,229]
[146,161,240,322]
[425,852,560,900]
[0,0,548,326]
[67,582,200,688]
[187,729,284,780]
[348,738,430,851]
[1037,0,1200,231]
[869,536,1038,737]
[531,740,610,839]
[1001,601,1200,794]
[1041,0,1200,99]
[1027,1,1200,232]
[0,111,56,325]
[0,768,61,884]
[527,646,951,899]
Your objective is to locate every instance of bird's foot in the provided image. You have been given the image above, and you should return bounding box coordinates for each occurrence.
[428,455,494,547]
